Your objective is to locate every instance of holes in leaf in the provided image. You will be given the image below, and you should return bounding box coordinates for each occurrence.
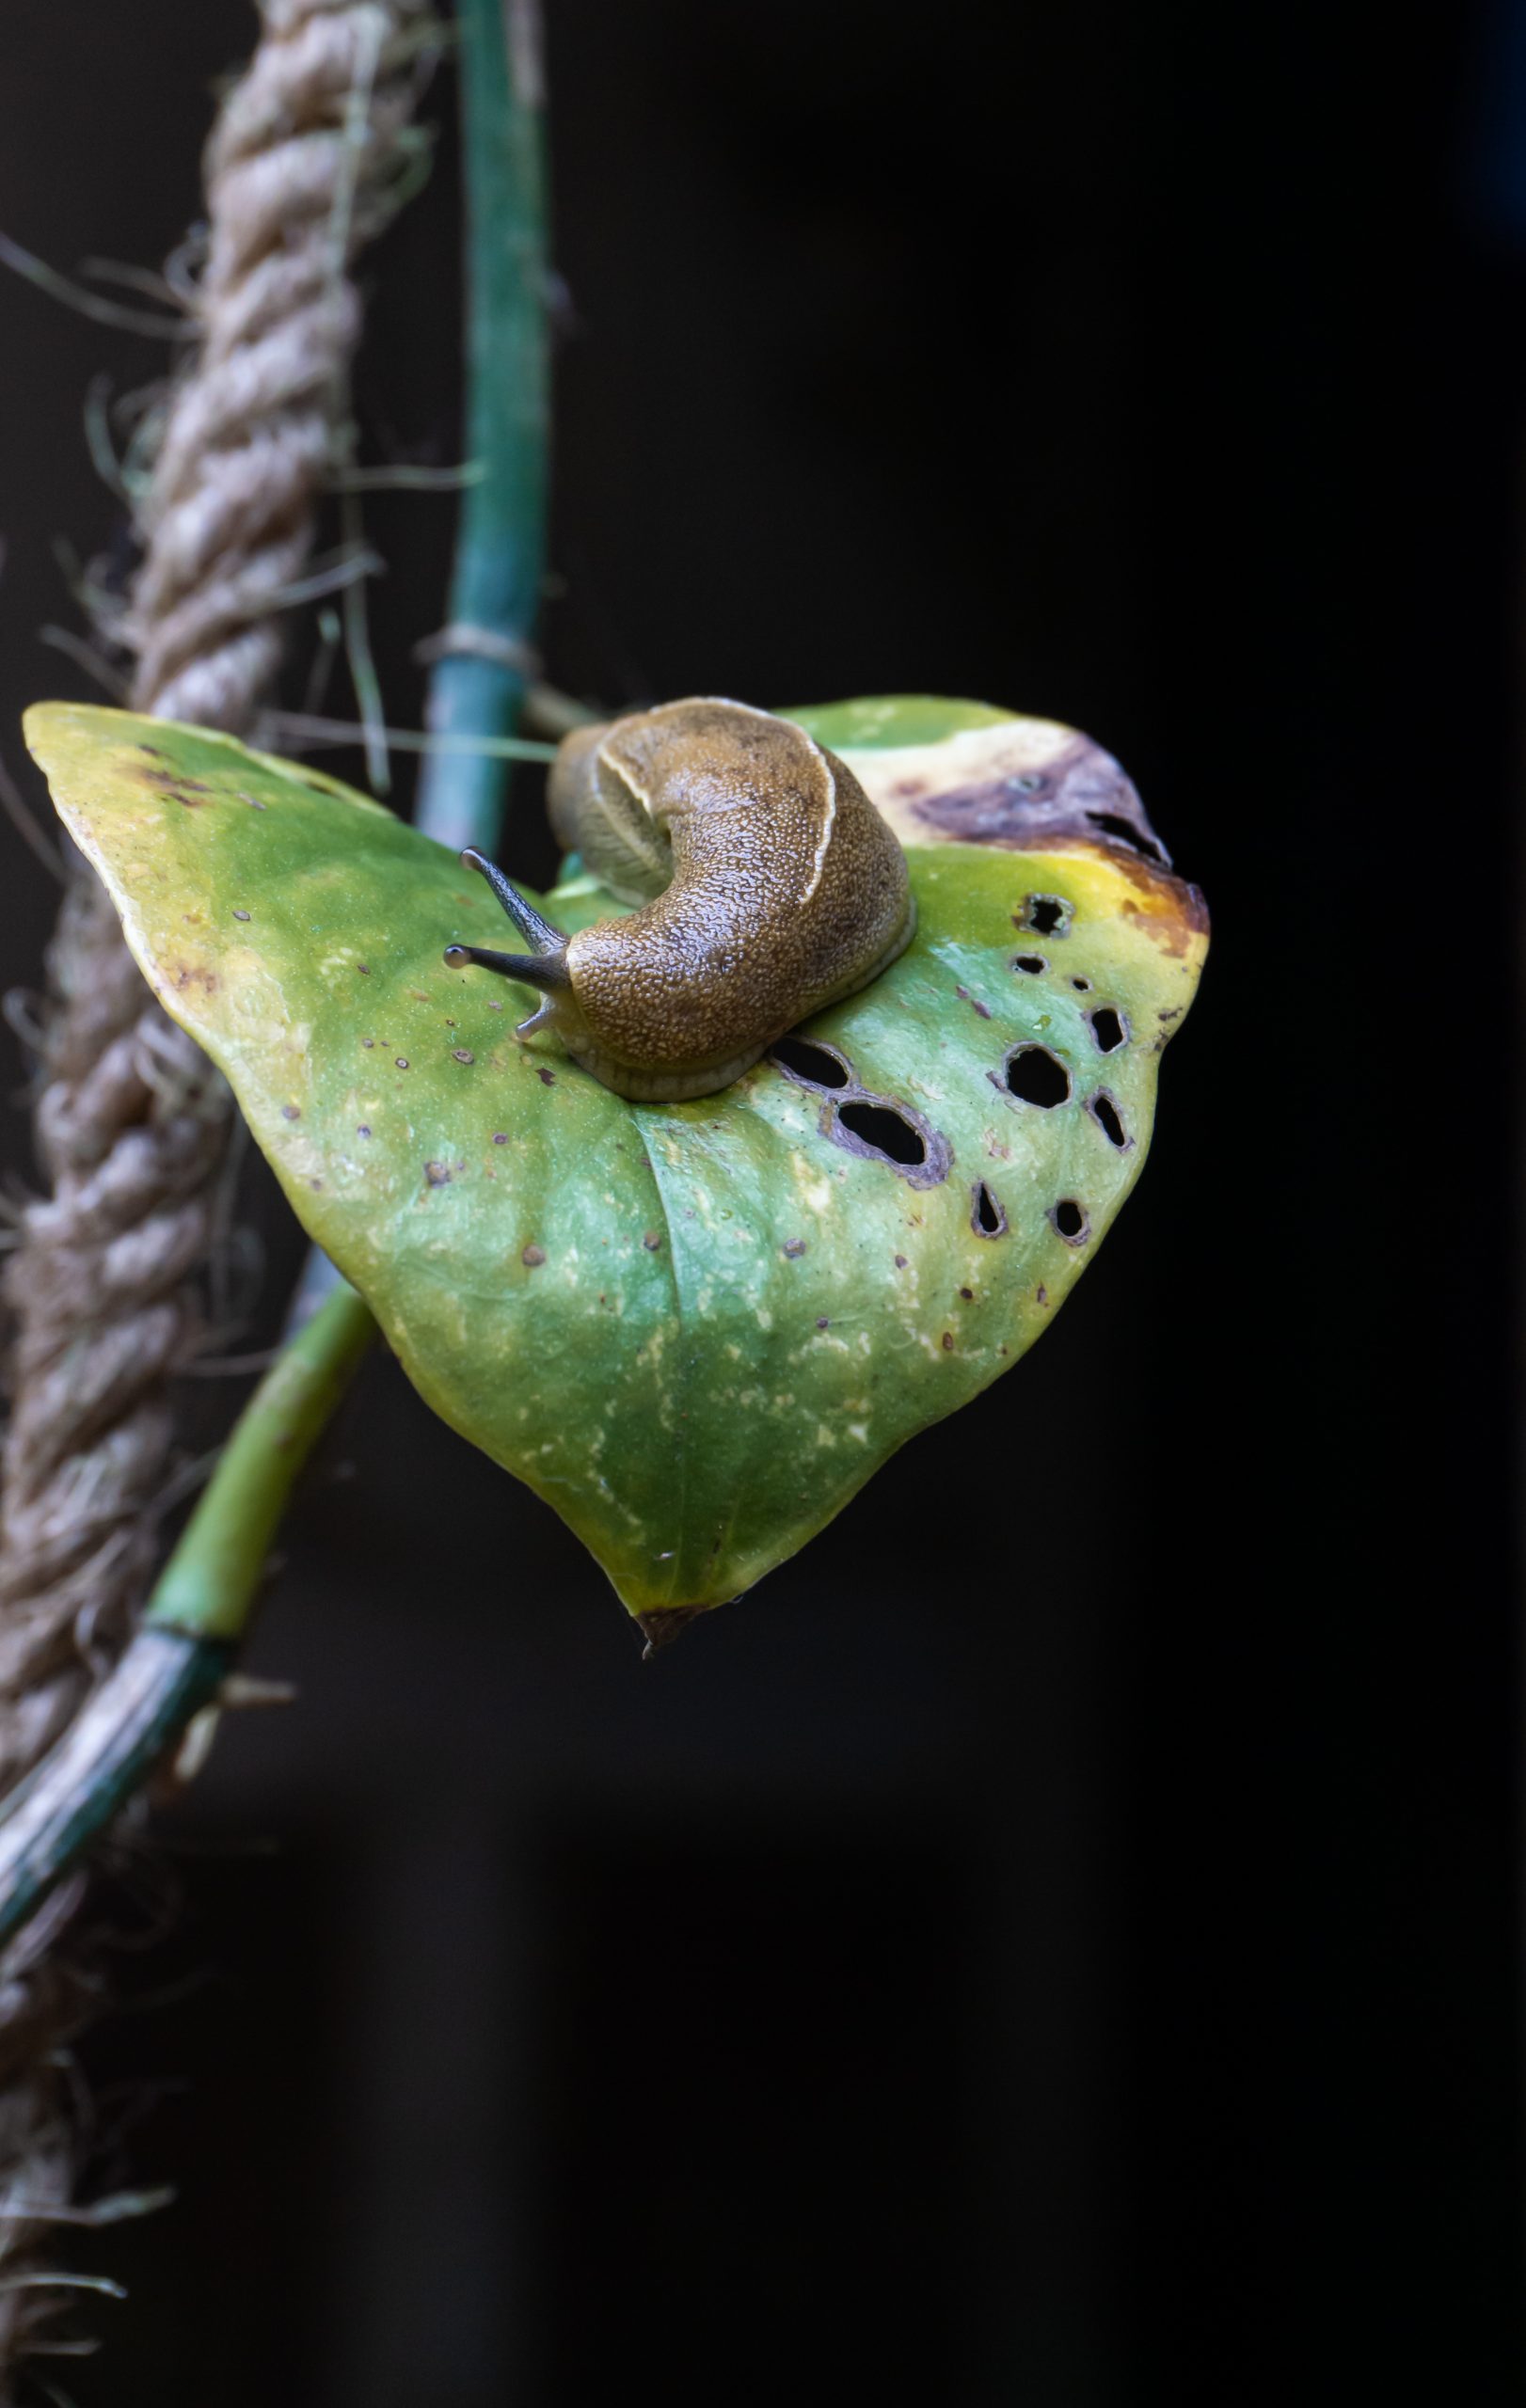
[1010,953,1047,975]
[1088,1006,1128,1054]
[771,1035,852,1091]
[1004,1045,1071,1108]
[1017,893,1072,938]
[786,1043,953,1187]
[1070,975,1091,991]
[825,1089,951,1187]
[1051,1198,1089,1244]
[1088,1090,1130,1150]
[971,1180,1008,1238]
[1087,810,1167,863]
[838,1101,926,1165]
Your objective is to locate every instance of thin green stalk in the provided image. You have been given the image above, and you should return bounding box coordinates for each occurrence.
[413,0,549,852]
[0,1285,373,1950]
[146,1282,375,1640]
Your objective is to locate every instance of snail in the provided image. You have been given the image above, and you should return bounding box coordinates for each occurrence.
[441,696,916,1101]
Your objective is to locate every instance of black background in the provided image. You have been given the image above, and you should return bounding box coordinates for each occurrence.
[0,1,1520,2402]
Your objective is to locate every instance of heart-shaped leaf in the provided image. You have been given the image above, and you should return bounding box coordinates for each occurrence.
[24,700,1206,1640]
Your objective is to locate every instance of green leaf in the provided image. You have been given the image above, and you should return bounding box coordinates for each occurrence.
[24,701,1206,1640]
[784,693,1017,751]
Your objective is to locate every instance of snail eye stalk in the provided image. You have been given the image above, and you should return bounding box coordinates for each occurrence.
[458,847,566,957]
[441,943,569,990]
[444,852,572,1011]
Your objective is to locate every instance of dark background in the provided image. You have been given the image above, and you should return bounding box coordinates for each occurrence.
[0,0,1520,2401]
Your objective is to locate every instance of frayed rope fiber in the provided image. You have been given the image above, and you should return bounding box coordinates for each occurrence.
[0,2,432,2375]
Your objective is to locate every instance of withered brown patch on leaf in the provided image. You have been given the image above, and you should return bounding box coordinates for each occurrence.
[908,736,1164,859]
[637,1603,707,1657]
[1115,875,1211,959]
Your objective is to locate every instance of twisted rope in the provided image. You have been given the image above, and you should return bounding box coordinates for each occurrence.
[0,1,432,2373]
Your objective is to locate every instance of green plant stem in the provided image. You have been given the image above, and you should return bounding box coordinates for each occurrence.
[147,1282,375,1640]
[413,0,548,853]
[0,1285,373,1950]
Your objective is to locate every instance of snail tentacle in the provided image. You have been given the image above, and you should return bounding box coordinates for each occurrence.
[445,850,586,1048]
[458,847,566,957]
[441,943,570,990]
[513,994,562,1037]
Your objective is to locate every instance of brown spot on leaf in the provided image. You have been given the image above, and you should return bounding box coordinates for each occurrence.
[816,1316,830,1329]
[493,1132,509,1146]
[281,1104,300,1122]
[521,1242,546,1267]
[954,983,993,1021]
[536,1066,556,1085]
[638,1604,707,1657]
[237,790,267,811]
[894,1253,908,1269]
[358,962,372,974]
[395,1057,409,1069]
[232,909,250,922]
[357,1124,372,1138]
[453,1048,475,1065]
[425,1161,452,1186]
[941,1331,954,1352]
[783,1237,806,1259]
[642,1229,662,1252]
[362,1038,374,1049]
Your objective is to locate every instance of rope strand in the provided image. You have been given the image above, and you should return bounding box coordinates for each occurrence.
[0,3,433,2373]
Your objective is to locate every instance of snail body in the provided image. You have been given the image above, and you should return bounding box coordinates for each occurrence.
[443,698,915,1101]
